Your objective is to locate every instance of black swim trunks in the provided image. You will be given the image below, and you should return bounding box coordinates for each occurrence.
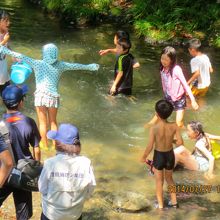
[153,149,175,170]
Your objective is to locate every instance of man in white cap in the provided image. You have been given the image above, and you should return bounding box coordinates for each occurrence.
[38,123,96,220]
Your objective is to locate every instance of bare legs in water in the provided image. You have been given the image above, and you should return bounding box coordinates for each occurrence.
[36,106,58,149]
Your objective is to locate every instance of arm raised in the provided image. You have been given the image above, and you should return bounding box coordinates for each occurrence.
[61,61,99,72]
[0,45,36,66]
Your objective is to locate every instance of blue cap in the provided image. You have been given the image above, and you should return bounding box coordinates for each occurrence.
[2,84,28,107]
[47,123,80,145]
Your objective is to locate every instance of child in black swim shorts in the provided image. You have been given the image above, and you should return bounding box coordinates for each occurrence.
[141,100,183,209]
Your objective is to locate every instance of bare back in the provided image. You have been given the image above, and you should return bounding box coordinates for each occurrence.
[153,120,179,152]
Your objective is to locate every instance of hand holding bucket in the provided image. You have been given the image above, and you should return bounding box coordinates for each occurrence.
[11,62,32,84]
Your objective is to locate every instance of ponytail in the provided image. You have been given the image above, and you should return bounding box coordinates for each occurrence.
[189,121,210,150]
[189,121,205,138]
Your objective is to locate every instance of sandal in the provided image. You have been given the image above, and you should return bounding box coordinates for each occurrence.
[154,202,164,210]
[167,201,179,208]
[145,159,154,175]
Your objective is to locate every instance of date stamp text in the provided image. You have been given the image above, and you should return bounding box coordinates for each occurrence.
[168,184,220,194]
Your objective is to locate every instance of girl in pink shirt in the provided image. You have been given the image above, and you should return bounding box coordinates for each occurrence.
[149,46,198,127]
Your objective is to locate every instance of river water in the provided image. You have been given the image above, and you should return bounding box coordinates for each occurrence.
[1,0,220,219]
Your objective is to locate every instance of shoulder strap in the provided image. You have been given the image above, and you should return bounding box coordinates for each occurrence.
[204,135,212,151]
[0,120,16,166]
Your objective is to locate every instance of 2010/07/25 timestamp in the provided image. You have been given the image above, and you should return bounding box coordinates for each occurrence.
[168,185,220,194]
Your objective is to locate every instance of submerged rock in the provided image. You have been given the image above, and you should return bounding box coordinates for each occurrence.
[112,191,151,213]
[97,191,151,213]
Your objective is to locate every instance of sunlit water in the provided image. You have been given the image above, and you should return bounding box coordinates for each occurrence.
[1,0,220,219]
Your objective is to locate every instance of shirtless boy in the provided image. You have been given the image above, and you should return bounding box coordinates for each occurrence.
[141,99,183,209]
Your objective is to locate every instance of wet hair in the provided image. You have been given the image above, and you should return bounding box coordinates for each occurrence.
[188,121,211,150]
[189,121,214,155]
[55,140,81,155]
[160,46,177,76]
[155,99,174,119]
[117,38,131,52]
[0,10,10,20]
[188,121,205,137]
[187,38,201,51]
[115,30,130,40]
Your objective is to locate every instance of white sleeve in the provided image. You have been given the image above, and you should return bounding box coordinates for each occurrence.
[195,139,210,155]
[190,58,199,73]
[195,139,206,149]
[195,139,214,162]
[38,162,49,196]
[207,56,212,68]
[86,164,96,198]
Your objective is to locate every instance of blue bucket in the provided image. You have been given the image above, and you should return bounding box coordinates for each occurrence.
[11,62,32,84]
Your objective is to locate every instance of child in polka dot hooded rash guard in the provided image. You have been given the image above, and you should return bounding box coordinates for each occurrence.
[0,44,99,149]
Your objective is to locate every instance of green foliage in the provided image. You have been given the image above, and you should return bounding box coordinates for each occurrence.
[134,20,174,42]
[42,0,112,20]
[110,7,122,16]
[131,0,220,43]
[41,0,220,46]
[42,0,61,11]
[213,36,220,47]
[92,0,112,9]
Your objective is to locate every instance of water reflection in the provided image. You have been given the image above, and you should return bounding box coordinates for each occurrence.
[1,0,220,219]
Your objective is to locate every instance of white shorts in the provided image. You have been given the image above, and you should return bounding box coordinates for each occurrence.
[34,91,60,108]
[193,155,209,172]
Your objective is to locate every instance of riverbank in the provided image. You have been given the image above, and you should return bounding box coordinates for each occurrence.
[28,0,220,47]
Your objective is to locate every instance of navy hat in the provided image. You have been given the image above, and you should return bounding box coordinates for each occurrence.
[2,84,28,108]
[47,123,80,145]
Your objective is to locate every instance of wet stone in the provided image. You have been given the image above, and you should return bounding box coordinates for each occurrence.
[97,191,151,213]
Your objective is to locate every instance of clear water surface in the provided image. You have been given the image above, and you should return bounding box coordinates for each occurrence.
[1,0,220,219]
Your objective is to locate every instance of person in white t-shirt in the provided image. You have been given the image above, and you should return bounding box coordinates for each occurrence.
[187,38,213,97]
[38,123,96,220]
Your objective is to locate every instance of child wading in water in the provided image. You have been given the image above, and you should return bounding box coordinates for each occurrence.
[99,30,140,68]
[187,38,213,97]
[148,46,199,127]
[0,44,99,149]
[141,100,183,209]
[0,9,10,94]
[109,38,135,96]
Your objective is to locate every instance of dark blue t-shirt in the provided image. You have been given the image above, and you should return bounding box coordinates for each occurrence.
[3,111,41,163]
[0,134,7,153]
